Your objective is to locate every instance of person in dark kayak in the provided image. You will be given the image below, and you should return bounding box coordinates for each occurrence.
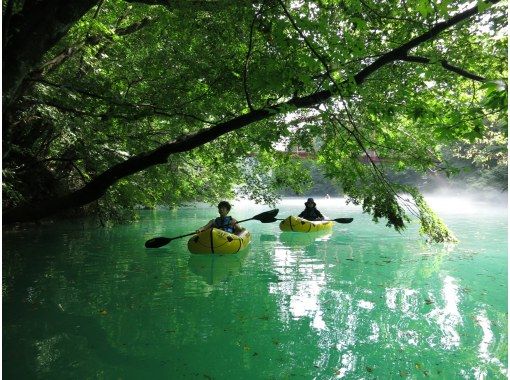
[197,201,245,234]
[298,198,325,221]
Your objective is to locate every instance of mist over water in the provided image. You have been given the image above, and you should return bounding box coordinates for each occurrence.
[236,190,508,221]
[425,193,507,215]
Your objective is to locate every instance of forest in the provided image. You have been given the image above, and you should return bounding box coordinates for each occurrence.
[3,0,507,242]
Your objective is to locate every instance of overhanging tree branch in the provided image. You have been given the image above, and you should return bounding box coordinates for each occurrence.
[122,0,252,9]
[3,0,501,224]
[401,55,487,82]
[351,0,500,84]
[32,79,217,125]
[279,0,338,91]
[243,5,262,111]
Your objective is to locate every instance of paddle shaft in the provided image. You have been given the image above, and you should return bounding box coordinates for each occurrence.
[145,209,279,248]
[276,217,353,223]
[195,214,275,233]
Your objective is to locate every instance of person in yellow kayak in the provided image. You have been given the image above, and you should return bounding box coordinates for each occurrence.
[298,198,325,221]
[197,201,245,234]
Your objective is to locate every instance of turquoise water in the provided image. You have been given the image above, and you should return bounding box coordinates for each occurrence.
[3,197,508,379]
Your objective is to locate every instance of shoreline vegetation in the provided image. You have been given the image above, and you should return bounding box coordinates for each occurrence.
[3,150,508,231]
[4,187,507,232]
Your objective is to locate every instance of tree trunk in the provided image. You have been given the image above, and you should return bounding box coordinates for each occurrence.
[3,0,99,110]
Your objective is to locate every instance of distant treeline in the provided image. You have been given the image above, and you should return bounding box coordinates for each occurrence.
[280,154,508,198]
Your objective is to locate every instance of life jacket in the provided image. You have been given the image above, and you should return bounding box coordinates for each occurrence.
[213,216,234,233]
[299,208,323,221]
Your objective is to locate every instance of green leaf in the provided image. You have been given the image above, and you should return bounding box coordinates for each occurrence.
[477,0,491,12]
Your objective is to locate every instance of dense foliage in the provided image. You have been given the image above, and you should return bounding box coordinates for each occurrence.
[3,0,507,241]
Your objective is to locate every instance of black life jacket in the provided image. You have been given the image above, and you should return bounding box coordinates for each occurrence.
[213,216,234,233]
[299,208,323,221]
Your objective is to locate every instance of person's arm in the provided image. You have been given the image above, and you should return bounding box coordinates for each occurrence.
[197,220,213,233]
[316,209,325,220]
[231,218,245,233]
[298,209,305,217]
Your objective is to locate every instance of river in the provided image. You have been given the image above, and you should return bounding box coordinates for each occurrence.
[3,196,508,379]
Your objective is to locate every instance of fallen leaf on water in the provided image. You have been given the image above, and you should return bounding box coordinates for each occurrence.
[99,309,108,315]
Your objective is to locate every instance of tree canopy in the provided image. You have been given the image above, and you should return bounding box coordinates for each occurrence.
[3,0,507,241]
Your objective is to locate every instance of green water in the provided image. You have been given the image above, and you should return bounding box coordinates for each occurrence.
[3,197,508,379]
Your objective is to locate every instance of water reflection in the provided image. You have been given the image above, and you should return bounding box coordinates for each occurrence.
[267,230,507,378]
[187,249,249,285]
[426,275,461,349]
[259,234,277,242]
[385,287,419,319]
[475,309,508,379]
[278,231,332,249]
[269,245,328,330]
[336,350,356,378]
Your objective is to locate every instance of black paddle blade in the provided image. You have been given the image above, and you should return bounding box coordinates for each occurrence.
[145,237,172,248]
[334,218,353,223]
[251,208,279,223]
[260,217,278,223]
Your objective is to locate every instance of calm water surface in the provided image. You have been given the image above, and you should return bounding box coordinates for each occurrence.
[3,197,508,379]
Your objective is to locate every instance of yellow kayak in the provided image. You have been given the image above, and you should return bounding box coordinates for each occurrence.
[187,228,251,254]
[279,216,334,233]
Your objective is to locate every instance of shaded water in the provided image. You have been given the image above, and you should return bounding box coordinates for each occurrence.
[3,197,508,379]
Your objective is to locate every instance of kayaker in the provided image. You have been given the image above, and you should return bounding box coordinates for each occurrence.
[298,198,325,221]
[197,201,245,234]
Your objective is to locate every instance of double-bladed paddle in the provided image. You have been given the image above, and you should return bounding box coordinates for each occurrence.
[329,218,353,223]
[145,208,279,248]
[276,217,353,223]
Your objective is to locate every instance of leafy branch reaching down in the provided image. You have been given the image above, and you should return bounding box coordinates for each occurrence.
[342,170,457,243]
[410,191,458,243]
